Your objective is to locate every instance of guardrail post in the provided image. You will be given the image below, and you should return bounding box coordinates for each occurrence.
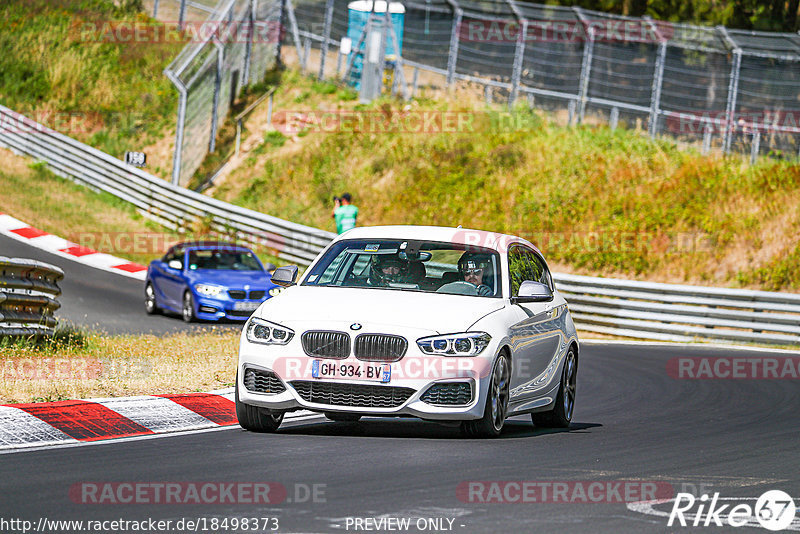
[412,66,419,97]
[484,84,492,105]
[446,7,462,87]
[567,99,576,126]
[610,107,619,130]
[178,0,187,31]
[319,0,335,79]
[153,0,160,18]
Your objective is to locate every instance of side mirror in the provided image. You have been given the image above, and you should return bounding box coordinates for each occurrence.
[512,280,553,304]
[168,260,183,271]
[271,265,298,287]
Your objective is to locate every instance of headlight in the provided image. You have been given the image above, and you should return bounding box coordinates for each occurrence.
[417,332,491,356]
[195,284,223,297]
[246,318,294,345]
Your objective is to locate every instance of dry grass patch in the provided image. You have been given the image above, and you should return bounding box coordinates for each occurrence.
[0,328,239,404]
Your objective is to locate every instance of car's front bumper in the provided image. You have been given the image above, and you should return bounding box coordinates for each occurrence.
[194,295,266,321]
[236,352,496,421]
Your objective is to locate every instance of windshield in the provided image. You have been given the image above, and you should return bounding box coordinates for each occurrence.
[302,239,501,297]
[187,249,263,271]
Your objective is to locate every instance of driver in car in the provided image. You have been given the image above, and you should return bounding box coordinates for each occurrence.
[458,253,493,297]
[370,255,407,286]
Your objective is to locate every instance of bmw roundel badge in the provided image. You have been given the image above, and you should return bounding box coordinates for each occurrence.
[350,323,362,331]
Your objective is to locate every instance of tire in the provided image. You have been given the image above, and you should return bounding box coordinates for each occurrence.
[531,347,577,428]
[182,290,195,323]
[144,283,159,315]
[325,412,362,422]
[235,373,284,432]
[462,353,510,438]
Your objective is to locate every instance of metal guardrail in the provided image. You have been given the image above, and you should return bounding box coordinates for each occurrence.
[554,273,800,345]
[0,257,63,337]
[1,106,799,345]
[0,105,336,266]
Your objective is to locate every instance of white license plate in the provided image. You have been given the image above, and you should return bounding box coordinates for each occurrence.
[312,360,391,383]
[233,301,260,311]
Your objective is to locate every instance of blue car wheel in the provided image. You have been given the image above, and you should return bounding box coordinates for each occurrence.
[182,291,196,323]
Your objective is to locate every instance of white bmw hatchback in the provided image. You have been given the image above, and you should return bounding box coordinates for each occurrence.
[236,226,579,437]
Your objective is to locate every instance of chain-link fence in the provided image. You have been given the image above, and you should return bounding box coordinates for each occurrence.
[153,0,282,186]
[289,0,800,162]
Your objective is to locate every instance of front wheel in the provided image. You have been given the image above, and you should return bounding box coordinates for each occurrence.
[235,374,284,432]
[182,291,195,323]
[532,347,577,428]
[462,353,510,438]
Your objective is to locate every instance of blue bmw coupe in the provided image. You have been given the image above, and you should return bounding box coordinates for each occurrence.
[144,241,279,322]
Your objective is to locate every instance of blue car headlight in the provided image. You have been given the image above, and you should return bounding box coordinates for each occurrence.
[246,317,294,345]
[417,332,491,356]
[195,284,224,297]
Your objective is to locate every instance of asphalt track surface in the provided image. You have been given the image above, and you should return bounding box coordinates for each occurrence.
[2,342,798,533]
[0,233,238,335]
[3,234,799,532]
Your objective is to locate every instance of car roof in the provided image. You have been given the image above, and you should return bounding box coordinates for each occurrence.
[334,225,541,255]
[166,240,252,255]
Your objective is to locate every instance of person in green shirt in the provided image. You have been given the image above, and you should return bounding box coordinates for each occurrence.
[332,192,358,234]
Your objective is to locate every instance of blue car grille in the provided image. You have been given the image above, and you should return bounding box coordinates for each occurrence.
[228,289,266,300]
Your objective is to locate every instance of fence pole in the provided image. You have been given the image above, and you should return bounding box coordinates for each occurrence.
[319,0,335,80]
[178,0,187,31]
[285,0,304,70]
[702,124,712,154]
[165,71,187,186]
[574,8,594,124]
[648,41,667,138]
[750,130,760,164]
[505,0,525,107]
[446,7,462,87]
[509,20,527,107]
[723,49,742,154]
[243,0,257,86]
[276,0,287,66]
[209,37,225,153]
[303,36,311,70]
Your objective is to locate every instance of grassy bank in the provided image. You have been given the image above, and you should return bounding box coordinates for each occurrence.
[210,70,800,291]
[0,328,238,403]
[0,0,184,173]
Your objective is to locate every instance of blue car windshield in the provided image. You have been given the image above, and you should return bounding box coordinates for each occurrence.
[187,250,262,271]
[302,239,501,298]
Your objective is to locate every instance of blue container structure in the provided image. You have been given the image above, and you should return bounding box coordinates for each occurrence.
[346,1,405,90]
